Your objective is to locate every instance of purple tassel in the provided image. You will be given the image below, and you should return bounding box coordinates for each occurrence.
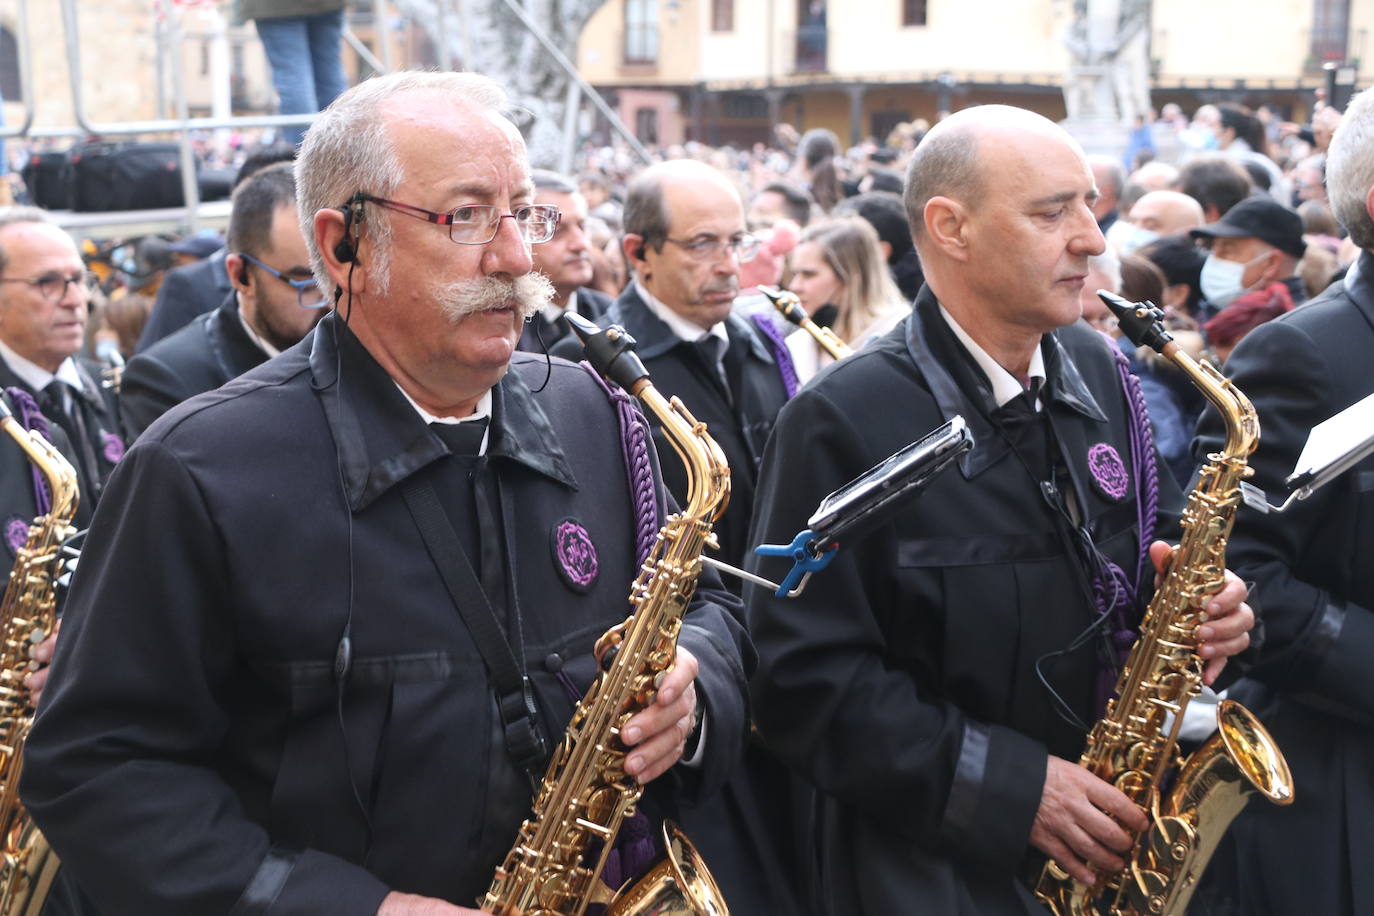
[6,388,53,517]
[749,313,800,400]
[580,363,661,567]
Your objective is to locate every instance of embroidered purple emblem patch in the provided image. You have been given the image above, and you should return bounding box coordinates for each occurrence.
[1088,442,1129,501]
[4,516,29,554]
[102,431,125,464]
[553,519,599,592]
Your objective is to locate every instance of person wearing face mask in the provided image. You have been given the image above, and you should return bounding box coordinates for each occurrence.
[1190,196,1307,323]
[1111,190,1205,256]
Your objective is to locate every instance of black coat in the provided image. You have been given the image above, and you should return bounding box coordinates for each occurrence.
[746,289,1182,916]
[0,357,121,511]
[551,289,805,914]
[135,250,234,352]
[552,286,791,571]
[22,313,752,915]
[119,295,269,441]
[516,287,611,354]
[1192,250,1374,915]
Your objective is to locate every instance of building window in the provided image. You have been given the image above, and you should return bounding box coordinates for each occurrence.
[903,0,928,27]
[635,107,660,145]
[0,27,19,102]
[713,0,734,32]
[1310,0,1350,64]
[624,0,659,65]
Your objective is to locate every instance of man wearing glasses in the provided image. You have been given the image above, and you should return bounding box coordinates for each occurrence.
[0,207,121,504]
[553,158,803,916]
[23,71,751,915]
[120,162,326,441]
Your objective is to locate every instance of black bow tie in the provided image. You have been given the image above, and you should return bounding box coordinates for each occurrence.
[430,417,489,457]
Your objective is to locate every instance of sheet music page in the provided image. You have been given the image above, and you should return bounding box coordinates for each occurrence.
[1292,390,1374,482]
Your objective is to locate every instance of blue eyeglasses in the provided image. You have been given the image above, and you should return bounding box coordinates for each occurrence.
[238,253,327,310]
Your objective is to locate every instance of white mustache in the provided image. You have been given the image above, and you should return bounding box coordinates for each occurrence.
[434,272,555,325]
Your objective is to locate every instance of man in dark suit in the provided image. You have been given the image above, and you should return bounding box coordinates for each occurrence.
[0,207,121,506]
[120,163,325,441]
[136,144,297,351]
[1193,86,1374,916]
[554,157,803,915]
[554,159,792,573]
[518,170,610,353]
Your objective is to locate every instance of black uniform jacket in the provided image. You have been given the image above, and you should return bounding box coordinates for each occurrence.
[120,295,269,441]
[553,286,791,570]
[516,286,611,354]
[136,249,234,352]
[746,289,1181,916]
[1193,250,1374,915]
[0,356,121,510]
[22,313,752,915]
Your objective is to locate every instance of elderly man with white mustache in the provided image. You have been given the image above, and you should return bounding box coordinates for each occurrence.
[22,71,753,916]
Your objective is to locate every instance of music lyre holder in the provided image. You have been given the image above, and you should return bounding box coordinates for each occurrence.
[723,416,973,598]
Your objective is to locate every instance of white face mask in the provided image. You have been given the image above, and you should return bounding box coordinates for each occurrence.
[1120,224,1161,256]
[1200,251,1268,308]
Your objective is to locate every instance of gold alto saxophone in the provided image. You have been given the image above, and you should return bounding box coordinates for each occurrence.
[1035,294,1293,916]
[0,398,80,916]
[759,286,854,361]
[479,314,730,916]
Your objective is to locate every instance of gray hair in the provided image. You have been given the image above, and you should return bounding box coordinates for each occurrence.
[623,169,672,252]
[0,206,56,276]
[295,70,510,294]
[1327,87,1374,250]
[903,127,981,241]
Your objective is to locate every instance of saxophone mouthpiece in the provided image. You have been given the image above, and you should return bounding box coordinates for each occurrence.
[1098,290,1174,354]
[565,313,651,393]
[759,286,806,326]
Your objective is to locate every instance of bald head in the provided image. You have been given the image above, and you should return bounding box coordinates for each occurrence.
[1127,190,1205,236]
[624,159,744,251]
[904,105,1085,243]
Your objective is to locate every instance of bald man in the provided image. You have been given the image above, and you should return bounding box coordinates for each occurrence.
[746,105,1256,915]
[1111,189,1206,254]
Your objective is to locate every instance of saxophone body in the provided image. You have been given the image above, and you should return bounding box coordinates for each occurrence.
[1035,295,1293,916]
[480,318,730,916]
[759,286,854,361]
[0,401,80,916]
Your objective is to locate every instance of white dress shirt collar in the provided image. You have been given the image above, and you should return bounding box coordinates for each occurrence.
[937,304,1046,408]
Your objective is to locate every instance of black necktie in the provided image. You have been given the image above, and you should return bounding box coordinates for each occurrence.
[993,378,1043,428]
[43,380,98,490]
[693,336,731,402]
[430,417,489,456]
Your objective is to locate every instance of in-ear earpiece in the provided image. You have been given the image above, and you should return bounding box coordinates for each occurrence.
[635,246,646,261]
[334,197,364,263]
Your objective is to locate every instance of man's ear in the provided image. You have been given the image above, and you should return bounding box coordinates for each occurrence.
[314,207,364,294]
[923,195,971,261]
[623,233,649,274]
[225,253,252,295]
[1365,184,1374,225]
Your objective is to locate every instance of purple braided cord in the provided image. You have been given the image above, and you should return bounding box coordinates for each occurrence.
[1108,343,1160,591]
[749,313,800,399]
[579,363,660,566]
[6,388,52,517]
[1087,342,1162,716]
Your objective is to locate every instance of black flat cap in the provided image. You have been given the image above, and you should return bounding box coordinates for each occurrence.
[1190,196,1306,259]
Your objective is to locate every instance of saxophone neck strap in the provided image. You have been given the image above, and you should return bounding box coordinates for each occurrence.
[400,474,549,783]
